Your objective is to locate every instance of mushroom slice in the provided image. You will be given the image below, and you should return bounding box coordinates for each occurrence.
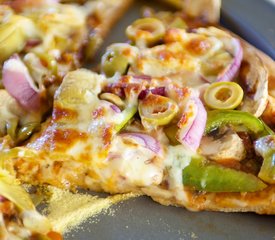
[200,129,246,163]
[237,45,268,117]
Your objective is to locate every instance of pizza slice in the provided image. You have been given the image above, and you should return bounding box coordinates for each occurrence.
[160,0,221,23]
[0,169,62,239]
[0,0,133,148]
[1,0,275,215]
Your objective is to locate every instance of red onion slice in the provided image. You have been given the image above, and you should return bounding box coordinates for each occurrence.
[3,55,41,111]
[25,39,42,49]
[138,87,166,100]
[120,132,161,155]
[177,97,207,152]
[202,38,243,83]
[133,75,152,81]
[110,104,121,113]
[216,38,243,82]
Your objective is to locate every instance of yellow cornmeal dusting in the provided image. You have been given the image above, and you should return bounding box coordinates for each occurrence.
[43,186,139,234]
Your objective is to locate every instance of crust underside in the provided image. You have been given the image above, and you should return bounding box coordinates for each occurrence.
[146,186,275,215]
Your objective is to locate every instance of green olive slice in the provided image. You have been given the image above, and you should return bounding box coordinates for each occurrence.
[204,82,244,110]
[101,43,138,77]
[126,18,165,47]
[139,94,179,128]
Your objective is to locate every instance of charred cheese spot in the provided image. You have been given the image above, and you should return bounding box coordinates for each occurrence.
[173,86,190,100]
[164,28,186,43]
[87,11,102,30]
[177,113,188,127]
[30,128,88,152]
[177,104,195,128]
[52,106,78,122]
[53,161,63,175]
[185,37,212,56]
[102,125,113,147]
[52,129,88,150]
[122,48,133,57]
[92,107,105,119]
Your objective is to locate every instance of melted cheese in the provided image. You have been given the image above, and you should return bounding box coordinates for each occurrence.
[130,28,233,88]
[22,4,86,56]
[164,145,192,203]
[6,69,165,193]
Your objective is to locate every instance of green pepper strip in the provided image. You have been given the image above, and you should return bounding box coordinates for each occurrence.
[205,110,271,137]
[182,156,267,192]
[255,135,275,184]
[114,106,137,133]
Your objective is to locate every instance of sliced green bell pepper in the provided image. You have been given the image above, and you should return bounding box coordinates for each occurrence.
[205,110,271,137]
[114,105,137,132]
[182,156,267,192]
[255,135,275,184]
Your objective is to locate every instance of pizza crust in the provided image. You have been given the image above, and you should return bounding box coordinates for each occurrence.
[146,185,275,214]
[162,0,221,23]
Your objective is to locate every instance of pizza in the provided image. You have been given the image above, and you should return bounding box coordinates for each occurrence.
[0,0,274,217]
[160,0,221,23]
[0,1,275,238]
[0,169,62,239]
[0,0,133,148]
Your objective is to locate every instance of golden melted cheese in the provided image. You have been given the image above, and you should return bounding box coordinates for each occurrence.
[130,28,232,88]
[7,69,166,193]
[22,4,86,56]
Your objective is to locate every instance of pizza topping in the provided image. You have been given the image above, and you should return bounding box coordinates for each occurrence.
[5,118,40,144]
[24,4,86,56]
[16,122,41,143]
[120,133,161,155]
[176,97,207,152]
[106,134,164,191]
[0,90,42,145]
[113,104,137,133]
[215,38,243,82]
[200,129,246,162]
[2,55,44,111]
[237,46,268,117]
[0,169,62,239]
[129,27,243,85]
[138,87,166,100]
[182,156,267,192]
[0,12,38,63]
[99,93,125,110]
[126,18,166,48]
[254,135,275,184]
[138,94,179,129]
[101,43,138,77]
[203,82,244,110]
[0,169,34,211]
[205,110,270,137]
[197,28,243,82]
